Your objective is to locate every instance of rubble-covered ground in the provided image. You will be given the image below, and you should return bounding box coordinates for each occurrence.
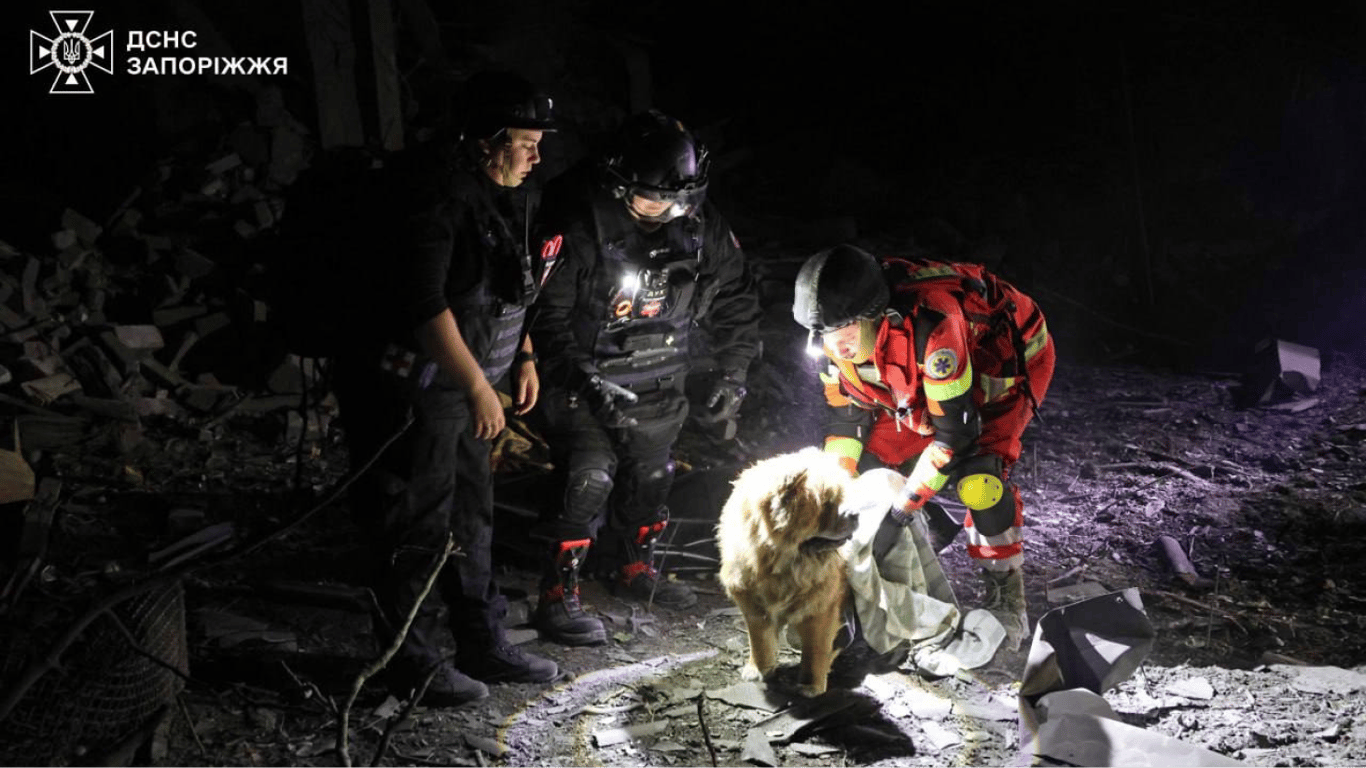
[5,227,1365,765]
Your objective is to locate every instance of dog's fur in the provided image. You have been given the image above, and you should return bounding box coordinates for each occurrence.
[716,449,857,696]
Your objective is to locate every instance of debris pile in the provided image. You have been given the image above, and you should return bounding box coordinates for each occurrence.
[0,87,332,505]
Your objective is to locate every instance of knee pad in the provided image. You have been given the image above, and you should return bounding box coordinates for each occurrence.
[958,473,1005,511]
[965,483,1018,537]
[565,468,613,521]
[955,454,1016,537]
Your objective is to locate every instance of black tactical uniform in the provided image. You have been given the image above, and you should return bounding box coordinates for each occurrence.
[332,72,558,706]
[529,111,761,644]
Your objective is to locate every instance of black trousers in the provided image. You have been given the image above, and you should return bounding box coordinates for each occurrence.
[534,385,689,544]
[334,354,505,668]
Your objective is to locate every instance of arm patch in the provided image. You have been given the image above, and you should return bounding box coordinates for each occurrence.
[925,348,959,380]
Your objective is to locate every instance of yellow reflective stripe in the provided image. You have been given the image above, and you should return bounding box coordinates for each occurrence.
[1023,320,1049,360]
[908,456,949,493]
[923,359,973,401]
[909,265,959,281]
[979,375,1017,401]
[824,436,863,461]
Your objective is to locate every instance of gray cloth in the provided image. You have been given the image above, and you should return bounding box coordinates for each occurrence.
[839,469,1005,674]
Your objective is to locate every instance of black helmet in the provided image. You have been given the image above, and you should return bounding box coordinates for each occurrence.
[461,71,556,141]
[793,245,890,331]
[603,110,709,223]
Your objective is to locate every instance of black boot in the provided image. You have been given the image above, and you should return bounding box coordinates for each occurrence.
[534,539,607,646]
[617,518,696,609]
[453,600,559,685]
[382,654,488,707]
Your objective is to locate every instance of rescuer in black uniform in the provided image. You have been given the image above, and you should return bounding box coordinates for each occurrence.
[528,110,762,646]
[332,71,560,706]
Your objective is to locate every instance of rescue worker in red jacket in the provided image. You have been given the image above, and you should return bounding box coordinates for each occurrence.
[792,244,1055,650]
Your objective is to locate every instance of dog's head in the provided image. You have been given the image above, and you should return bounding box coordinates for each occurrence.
[732,448,858,553]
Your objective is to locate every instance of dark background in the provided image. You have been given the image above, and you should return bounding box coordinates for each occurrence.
[5,0,1366,368]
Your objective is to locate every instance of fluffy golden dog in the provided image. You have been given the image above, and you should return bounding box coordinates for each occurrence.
[716,448,858,696]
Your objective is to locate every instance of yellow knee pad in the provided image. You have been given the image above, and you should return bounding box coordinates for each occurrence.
[958,473,1005,511]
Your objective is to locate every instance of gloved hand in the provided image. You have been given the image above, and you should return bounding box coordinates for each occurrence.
[696,371,747,424]
[583,373,639,429]
[887,479,935,526]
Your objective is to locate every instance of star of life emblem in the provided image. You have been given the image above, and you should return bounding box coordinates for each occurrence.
[925,348,958,380]
[30,11,115,95]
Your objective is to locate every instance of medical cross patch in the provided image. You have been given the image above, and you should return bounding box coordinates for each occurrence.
[925,348,958,380]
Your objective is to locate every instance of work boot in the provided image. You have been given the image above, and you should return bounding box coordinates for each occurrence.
[982,567,1029,651]
[454,616,559,685]
[455,641,559,684]
[535,540,608,646]
[617,518,697,609]
[384,658,488,707]
[619,561,697,609]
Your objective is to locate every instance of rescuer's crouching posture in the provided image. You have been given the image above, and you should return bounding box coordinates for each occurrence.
[527,111,762,646]
[792,244,1055,650]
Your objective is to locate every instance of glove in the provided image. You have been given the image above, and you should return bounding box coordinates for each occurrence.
[582,373,639,429]
[696,372,747,424]
[887,479,935,526]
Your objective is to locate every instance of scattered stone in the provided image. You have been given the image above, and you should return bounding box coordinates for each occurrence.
[592,720,670,748]
[920,720,961,751]
[1164,676,1215,700]
[741,728,778,766]
[705,681,788,712]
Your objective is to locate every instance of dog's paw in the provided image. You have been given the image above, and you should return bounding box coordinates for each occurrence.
[740,662,766,681]
[798,682,827,698]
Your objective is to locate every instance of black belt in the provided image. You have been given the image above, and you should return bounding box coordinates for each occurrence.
[621,374,679,394]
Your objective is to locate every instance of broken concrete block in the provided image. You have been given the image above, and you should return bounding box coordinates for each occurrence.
[205,153,243,175]
[193,311,232,338]
[1271,664,1366,695]
[115,324,166,351]
[140,359,188,389]
[1032,712,1242,766]
[920,719,961,752]
[0,446,36,504]
[65,341,124,398]
[51,229,78,251]
[98,330,146,374]
[174,248,217,279]
[20,372,82,404]
[267,356,303,394]
[21,257,44,315]
[1243,338,1320,405]
[61,208,104,245]
[1163,677,1215,700]
[21,340,63,377]
[591,720,670,748]
[741,728,778,766]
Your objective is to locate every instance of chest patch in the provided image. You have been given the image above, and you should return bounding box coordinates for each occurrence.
[925,348,959,380]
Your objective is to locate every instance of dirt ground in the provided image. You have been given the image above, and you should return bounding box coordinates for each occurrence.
[6,261,1366,767]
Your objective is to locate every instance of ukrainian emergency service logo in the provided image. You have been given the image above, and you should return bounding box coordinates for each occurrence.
[30,11,114,94]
